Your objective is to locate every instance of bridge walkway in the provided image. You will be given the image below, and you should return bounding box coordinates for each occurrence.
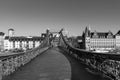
[2,47,71,80]
[2,47,109,80]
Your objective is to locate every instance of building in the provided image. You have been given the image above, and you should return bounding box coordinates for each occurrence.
[0,32,5,51]
[3,28,45,50]
[67,36,78,48]
[115,30,120,49]
[83,26,120,51]
[76,36,83,49]
[4,36,43,50]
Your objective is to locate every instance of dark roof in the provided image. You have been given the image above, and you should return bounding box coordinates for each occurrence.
[8,28,14,31]
[41,33,46,37]
[4,36,43,41]
[90,31,114,38]
[0,32,5,36]
[76,36,82,40]
[116,30,120,35]
[91,32,108,36]
[4,36,9,39]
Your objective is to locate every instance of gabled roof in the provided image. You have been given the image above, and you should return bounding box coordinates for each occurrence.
[116,30,120,35]
[90,31,114,38]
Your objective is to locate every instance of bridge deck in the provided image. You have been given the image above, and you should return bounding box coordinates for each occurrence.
[2,47,110,80]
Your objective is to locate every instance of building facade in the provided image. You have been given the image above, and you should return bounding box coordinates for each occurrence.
[116,30,120,49]
[83,27,120,51]
[0,32,5,51]
[4,36,43,50]
[3,28,45,50]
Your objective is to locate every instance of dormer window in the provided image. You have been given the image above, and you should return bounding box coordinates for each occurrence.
[107,30,113,38]
[93,31,98,38]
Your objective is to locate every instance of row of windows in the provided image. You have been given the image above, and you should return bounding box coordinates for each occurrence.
[90,41,115,42]
[8,43,40,49]
[92,36,114,38]
[11,42,35,44]
[90,39,115,41]
[90,43,115,45]
[91,45,115,46]
[9,43,40,46]
[90,46,115,48]
[90,39,120,40]
[90,41,115,43]
[90,43,120,46]
[90,42,115,43]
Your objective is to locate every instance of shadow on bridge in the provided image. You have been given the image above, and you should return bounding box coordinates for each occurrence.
[58,46,110,80]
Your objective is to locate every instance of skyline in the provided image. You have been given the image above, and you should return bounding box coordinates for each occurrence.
[0,0,120,36]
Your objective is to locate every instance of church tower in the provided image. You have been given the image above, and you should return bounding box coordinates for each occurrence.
[8,28,15,37]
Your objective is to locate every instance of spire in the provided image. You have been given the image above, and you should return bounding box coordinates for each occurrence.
[88,26,91,36]
[82,31,85,38]
[85,26,91,37]
[88,25,91,31]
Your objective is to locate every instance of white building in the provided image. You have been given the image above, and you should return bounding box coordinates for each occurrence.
[4,36,43,50]
[0,28,49,51]
[83,26,120,51]
[116,30,120,49]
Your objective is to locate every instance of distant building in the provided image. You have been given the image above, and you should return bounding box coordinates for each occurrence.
[0,32,5,51]
[67,36,78,48]
[76,36,83,49]
[3,28,45,50]
[4,36,43,50]
[115,30,120,49]
[83,26,120,51]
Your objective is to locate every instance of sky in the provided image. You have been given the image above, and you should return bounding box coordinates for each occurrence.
[0,0,120,36]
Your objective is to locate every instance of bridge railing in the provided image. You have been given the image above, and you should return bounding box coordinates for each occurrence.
[59,30,120,80]
[0,35,50,80]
